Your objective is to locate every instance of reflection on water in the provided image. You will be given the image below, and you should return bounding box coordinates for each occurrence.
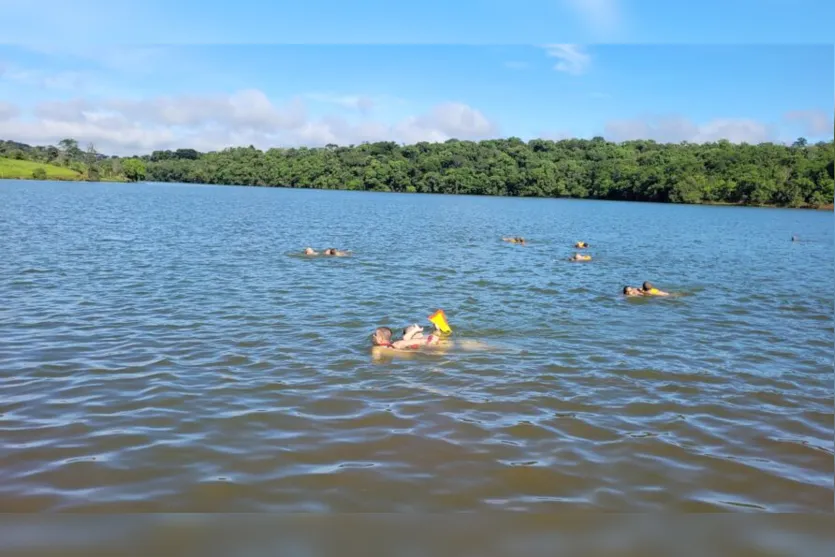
[0,180,832,513]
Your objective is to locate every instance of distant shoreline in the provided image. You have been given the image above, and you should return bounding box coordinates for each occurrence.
[0,175,126,184]
[3,175,832,211]
[3,137,832,211]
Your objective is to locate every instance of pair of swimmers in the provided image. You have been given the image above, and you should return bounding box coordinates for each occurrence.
[623,282,669,297]
[503,237,590,251]
[303,247,350,257]
[372,309,455,351]
[371,323,445,351]
[570,241,591,261]
[371,319,492,355]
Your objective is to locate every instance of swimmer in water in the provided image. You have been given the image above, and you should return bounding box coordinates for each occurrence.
[303,247,318,255]
[371,324,445,351]
[623,286,644,297]
[792,235,799,242]
[641,281,669,296]
[370,324,493,361]
[575,241,589,248]
[322,248,351,256]
[569,252,592,261]
[502,236,526,245]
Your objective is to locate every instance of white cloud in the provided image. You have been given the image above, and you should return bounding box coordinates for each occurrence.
[305,93,377,113]
[784,109,833,137]
[304,92,408,114]
[695,119,776,143]
[33,99,92,121]
[0,91,498,155]
[563,0,622,39]
[0,101,21,121]
[103,90,308,131]
[543,44,591,75]
[604,115,777,144]
[414,102,497,138]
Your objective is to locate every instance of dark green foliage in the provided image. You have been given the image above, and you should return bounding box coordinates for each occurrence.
[121,158,146,182]
[137,137,833,208]
[3,136,832,208]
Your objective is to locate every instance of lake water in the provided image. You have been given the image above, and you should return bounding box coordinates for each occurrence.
[0,179,832,517]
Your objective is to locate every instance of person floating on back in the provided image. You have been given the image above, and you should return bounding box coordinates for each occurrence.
[569,252,592,262]
[322,248,351,256]
[371,309,454,351]
[641,281,669,296]
[371,324,445,351]
[502,236,526,244]
[370,311,495,358]
[303,247,351,256]
[623,283,671,297]
[301,247,350,256]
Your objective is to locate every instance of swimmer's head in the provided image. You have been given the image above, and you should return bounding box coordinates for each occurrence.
[303,247,316,255]
[624,286,642,296]
[324,248,336,255]
[642,281,654,291]
[371,327,393,346]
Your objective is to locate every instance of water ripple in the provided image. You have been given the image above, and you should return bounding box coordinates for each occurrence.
[0,180,832,512]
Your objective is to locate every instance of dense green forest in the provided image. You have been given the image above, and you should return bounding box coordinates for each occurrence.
[2,136,832,208]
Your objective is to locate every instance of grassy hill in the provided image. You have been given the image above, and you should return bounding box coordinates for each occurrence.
[0,157,82,180]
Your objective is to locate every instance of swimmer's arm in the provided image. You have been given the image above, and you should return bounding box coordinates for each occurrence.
[389,339,422,350]
[392,333,443,349]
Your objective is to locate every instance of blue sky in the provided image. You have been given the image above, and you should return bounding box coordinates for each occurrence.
[2,0,834,44]
[0,0,832,155]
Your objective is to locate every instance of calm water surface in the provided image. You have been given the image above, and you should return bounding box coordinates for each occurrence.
[0,179,832,513]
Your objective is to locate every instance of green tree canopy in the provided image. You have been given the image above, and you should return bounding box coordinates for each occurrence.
[2,136,832,209]
[122,158,147,182]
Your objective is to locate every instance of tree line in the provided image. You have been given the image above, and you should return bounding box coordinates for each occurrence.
[0,139,144,182]
[2,136,832,208]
